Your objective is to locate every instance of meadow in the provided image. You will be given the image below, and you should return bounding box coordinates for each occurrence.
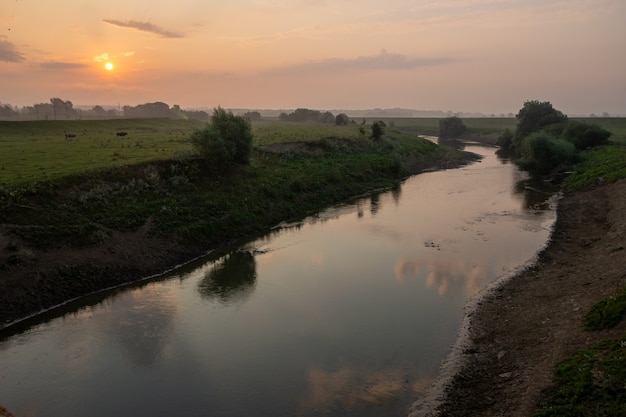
[2,116,624,187]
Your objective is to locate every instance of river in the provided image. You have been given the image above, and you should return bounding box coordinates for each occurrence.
[0,142,557,417]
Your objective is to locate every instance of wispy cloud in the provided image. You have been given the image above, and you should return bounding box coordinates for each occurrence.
[40,62,88,70]
[102,19,184,38]
[92,53,111,62]
[266,49,457,75]
[0,38,25,63]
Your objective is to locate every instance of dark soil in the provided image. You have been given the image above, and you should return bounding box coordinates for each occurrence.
[410,178,626,416]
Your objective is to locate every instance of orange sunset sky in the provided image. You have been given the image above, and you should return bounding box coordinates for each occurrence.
[1,0,625,115]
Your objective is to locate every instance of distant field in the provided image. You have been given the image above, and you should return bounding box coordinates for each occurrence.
[2,117,625,186]
[0,118,204,185]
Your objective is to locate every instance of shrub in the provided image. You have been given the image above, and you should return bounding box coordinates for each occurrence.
[517,132,576,177]
[371,121,385,140]
[210,107,253,164]
[189,124,235,170]
[561,120,611,150]
[189,107,253,170]
[496,128,514,151]
[438,116,467,139]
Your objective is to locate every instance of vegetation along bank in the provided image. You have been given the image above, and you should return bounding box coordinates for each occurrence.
[0,111,475,328]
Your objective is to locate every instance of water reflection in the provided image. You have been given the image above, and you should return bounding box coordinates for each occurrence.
[394,258,489,299]
[298,367,429,416]
[198,250,258,304]
[109,286,178,368]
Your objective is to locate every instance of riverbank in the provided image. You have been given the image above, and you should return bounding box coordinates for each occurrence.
[411,177,626,416]
[0,137,477,330]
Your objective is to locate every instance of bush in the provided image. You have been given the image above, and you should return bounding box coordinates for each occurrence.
[517,132,576,177]
[335,113,350,126]
[210,107,253,164]
[438,116,467,139]
[496,128,514,151]
[189,125,235,170]
[371,121,385,140]
[561,120,611,150]
[190,108,253,170]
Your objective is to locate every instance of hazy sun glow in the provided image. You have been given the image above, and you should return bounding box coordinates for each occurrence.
[1,0,625,114]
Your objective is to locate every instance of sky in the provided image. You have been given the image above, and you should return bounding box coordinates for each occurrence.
[1,0,625,115]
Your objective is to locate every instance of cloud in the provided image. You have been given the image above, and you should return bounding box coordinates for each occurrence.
[102,19,184,38]
[92,53,110,62]
[39,62,88,70]
[266,49,456,75]
[0,38,25,62]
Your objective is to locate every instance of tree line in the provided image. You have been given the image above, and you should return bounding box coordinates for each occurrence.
[0,98,210,121]
[437,101,613,178]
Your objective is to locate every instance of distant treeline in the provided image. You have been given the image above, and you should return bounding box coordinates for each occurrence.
[0,98,209,121]
[279,108,337,123]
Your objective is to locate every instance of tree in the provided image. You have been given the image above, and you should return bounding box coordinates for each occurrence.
[371,121,385,140]
[190,107,254,170]
[517,132,576,177]
[335,113,350,126]
[50,97,77,119]
[189,125,235,170]
[92,105,107,118]
[561,120,611,150]
[243,111,261,121]
[515,100,567,141]
[496,128,514,151]
[438,116,467,138]
[210,107,253,164]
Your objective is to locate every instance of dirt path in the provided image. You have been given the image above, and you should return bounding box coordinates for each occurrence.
[411,178,626,416]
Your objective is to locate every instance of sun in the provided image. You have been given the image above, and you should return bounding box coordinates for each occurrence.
[105,62,114,71]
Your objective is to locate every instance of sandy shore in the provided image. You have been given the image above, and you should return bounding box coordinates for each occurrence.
[410,178,626,416]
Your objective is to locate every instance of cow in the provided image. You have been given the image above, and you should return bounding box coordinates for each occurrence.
[65,133,76,139]
[116,131,128,137]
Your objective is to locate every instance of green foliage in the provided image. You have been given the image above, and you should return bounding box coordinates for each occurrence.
[517,132,576,177]
[535,286,626,416]
[190,108,253,170]
[515,100,568,142]
[371,121,385,140]
[562,120,612,150]
[438,116,467,139]
[584,288,626,330]
[335,113,350,126]
[189,125,235,170]
[564,146,626,191]
[243,111,262,121]
[496,128,515,152]
[210,107,253,164]
[279,108,335,123]
[534,337,626,417]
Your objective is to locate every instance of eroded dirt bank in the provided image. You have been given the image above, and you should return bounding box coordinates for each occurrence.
[411,178,626,416]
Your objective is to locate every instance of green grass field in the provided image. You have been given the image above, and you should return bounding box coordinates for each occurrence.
[2,116,625,187]
[0,118,204,185]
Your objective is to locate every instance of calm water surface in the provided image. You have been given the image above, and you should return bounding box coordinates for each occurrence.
[0,144,557,417]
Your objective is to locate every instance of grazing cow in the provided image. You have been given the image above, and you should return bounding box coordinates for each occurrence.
[116,131,128,137]
[65,133,76,139]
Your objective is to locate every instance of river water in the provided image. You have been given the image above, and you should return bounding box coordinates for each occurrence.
[0,143,557,417]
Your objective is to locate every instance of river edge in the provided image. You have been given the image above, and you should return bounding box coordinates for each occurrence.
[0,149,481,333]
[410,177,626,416]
